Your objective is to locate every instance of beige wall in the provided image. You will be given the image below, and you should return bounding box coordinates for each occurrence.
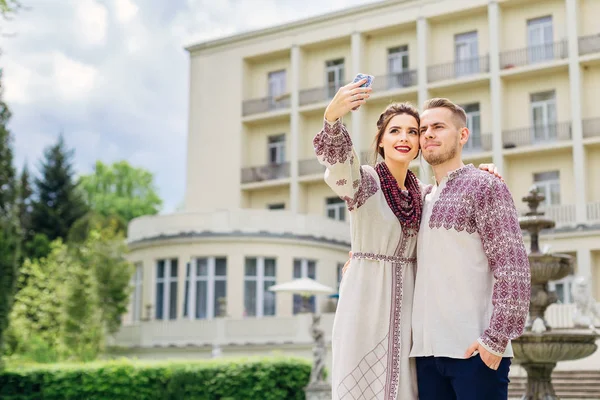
[364,27,418,75]
[500,0,566,52]
[503,71,570,129]
[301,41,351,90]
[582,64,600,120]
[505,148,575,207]
[431,83,492,133]
[245,55,291,99]
[429,10,489,65]
[579,0,600,37]
[586,146,600,202]
[304,181,337,217]
[127,238,348,321]
[246,186,290,209]
[245,119,290,167]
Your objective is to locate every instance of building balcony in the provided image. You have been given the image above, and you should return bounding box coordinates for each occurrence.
[587,201,600,224]
[371,70,418,91]
[298,158,324,177]
[427,55,490,83]
[242,94,290,116]
[241,162,290,184]
[543,204,577,227]
[502,122,571,149]
[583,118,600,139]
[299,83,340,107]
[463,132,492,155]
[500,40,568,70]
[579,33,600,56]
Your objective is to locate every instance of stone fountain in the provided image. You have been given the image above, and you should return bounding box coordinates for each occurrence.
[512,187,599,400]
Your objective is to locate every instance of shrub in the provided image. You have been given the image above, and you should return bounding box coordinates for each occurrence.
[0,357,312,400]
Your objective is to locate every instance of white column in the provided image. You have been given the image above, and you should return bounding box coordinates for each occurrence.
[488,0,505,176]
[417,17,431,183]
[351,32,364,148]
[577,248,593,280]
[290,45,301,213]
[566,0,587,225]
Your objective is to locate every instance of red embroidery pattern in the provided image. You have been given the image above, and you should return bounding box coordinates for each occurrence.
[353,179,359,189]
[428,165,530,355]
[342,168,378,211]
[313,119,353,165]
[336,179,347,186]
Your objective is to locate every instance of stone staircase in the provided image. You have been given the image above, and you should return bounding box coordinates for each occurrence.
[509,371,600,399]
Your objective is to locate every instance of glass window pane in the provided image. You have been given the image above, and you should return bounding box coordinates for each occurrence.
[307,261,316,278]
[155,282,164,319]
[169,281,177,319]
[293,260,302,278]
[183,262,190,317]
[170,259,178,276]
[244,281,257,317]
[264,259,276,277]
[339,206,346,222]
[327,208,336,219]
[195,281,207,319]
[197,258,208,276]
[263,280,276,316]
[215,258,227,276]
[293,294,303,314]
[214,281,227,317]
[245,258,257,276]
[157,260,165,278]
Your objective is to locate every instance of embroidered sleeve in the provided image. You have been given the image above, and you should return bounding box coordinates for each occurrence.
[313,119,378,211]
[474,178,531,356]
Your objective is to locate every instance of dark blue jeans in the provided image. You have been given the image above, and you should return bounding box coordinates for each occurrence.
[415,356,511,400]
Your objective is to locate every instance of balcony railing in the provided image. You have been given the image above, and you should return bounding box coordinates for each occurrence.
[298,158,324,176]
[428,55,490,83]
[543,204,577,227]
[371,70,417,91]
[463,132,492,154]
[242,94,290,116]
[502,122,571,148]
[579,33,600,56]
[587,201,600,223]
[299,82,342,106]
[500,40,568,70]
[583,118,600,139]
[241,162,290,184]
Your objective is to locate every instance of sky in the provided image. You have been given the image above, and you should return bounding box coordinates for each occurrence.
[1,0,380,213]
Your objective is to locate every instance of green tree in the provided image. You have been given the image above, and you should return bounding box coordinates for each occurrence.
[0,73,19,368]
[0,0,20,16]
[30,136,88,247]
[79,160,162,224]
[16,165,34,259]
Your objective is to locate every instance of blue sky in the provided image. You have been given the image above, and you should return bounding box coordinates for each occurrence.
[1,0,377,212]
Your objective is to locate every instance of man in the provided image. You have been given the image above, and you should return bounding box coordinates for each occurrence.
[344,98,530,399]
[410,98,530,400]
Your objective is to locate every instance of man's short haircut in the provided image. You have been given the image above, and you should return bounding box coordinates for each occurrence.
[423,97,467,129]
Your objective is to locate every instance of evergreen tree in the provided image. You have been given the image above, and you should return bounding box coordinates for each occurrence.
[30,136,88,244]
[17,165,33,260]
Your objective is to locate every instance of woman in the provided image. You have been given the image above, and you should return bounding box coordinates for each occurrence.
[314,78,499,399]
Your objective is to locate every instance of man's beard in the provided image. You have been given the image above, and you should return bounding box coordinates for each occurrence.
[423,135,460,166]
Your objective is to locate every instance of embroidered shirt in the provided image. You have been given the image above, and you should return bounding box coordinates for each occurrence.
[410,164,530,359]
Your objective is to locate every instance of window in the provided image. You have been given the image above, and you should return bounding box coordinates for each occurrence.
[530,91,557,142]
[325,59,345,98]
[326,197,346,221]
[534,171,560,206]
[388,46,409,88]
[293,259,317,314]
[462,103,481,151]
[183,257,227,319]
[268,70,286,109]
[244,257,277,317]
[268,134,286,164]
[131,263,143,322]
[528,16,554,63]
[155,258,178,320]
[337,262,344,292]
[268,203,285,210]
[549,275,573,304]
[455,31,479,76]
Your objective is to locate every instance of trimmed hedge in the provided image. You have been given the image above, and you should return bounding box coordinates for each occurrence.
[0,357,312,400]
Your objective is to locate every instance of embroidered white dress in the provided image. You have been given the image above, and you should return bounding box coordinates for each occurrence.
[314,119,420,400]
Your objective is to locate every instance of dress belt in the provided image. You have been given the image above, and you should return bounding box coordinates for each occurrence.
[352,252,416,264]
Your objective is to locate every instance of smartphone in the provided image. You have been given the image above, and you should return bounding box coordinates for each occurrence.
[352,73,374,110]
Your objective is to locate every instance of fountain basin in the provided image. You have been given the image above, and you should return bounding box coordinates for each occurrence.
[520,216,555,232]
[513,329,599,364]
[528,253,573,284]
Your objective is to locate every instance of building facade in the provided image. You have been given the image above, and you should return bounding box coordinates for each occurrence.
[113,0,600,372]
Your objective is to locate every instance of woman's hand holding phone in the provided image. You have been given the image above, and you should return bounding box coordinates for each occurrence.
[324,76,373,123]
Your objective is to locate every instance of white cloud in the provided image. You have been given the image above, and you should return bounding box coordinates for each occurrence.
[114,0,139,24]
[76,0,108,46]
[52,53,98,101]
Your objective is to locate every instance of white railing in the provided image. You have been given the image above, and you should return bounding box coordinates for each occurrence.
[127,209,351,244]
[532,204,577,228]
[587,201,600,223]
[545,303,600,329]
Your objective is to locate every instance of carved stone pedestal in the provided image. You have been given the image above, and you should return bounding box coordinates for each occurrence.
[520,363,558,400]
[304,382,331,400]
